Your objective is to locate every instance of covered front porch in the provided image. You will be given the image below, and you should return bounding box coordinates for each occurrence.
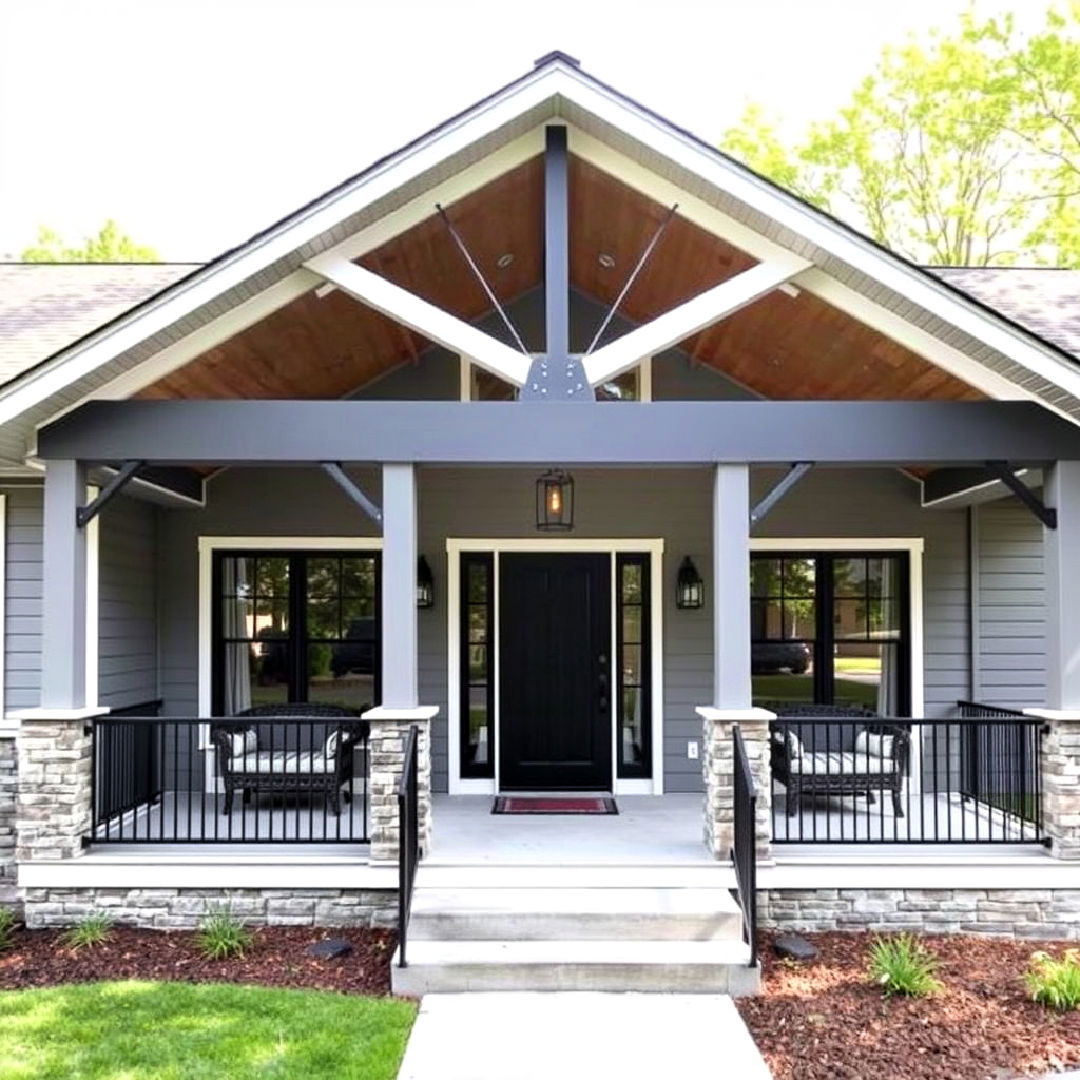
[18,395,1080,874]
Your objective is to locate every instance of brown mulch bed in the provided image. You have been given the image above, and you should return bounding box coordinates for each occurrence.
[738,931,1080,1080]
[0,926,396,996]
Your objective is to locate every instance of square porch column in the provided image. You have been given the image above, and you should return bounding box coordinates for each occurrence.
[696,464,772,861]
[363,463,437,863]
[1028,460,1080,859]
[16,460,105,864]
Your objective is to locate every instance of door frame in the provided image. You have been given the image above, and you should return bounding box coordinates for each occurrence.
[446,538,665,795]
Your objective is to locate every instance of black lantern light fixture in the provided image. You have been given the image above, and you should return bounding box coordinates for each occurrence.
[676,556,704,610]
[536,468,574,531]
[417,555,434,609]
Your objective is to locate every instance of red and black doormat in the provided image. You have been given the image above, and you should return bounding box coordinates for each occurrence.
[491,796,618,815]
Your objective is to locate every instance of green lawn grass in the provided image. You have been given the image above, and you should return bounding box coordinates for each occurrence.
[0,981,416,1080]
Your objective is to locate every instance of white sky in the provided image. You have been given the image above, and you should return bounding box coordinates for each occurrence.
[0,0,1043,261]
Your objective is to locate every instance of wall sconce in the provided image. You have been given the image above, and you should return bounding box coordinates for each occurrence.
[676,556,704,609]
[536,468,574,531]
[417,555,434,609]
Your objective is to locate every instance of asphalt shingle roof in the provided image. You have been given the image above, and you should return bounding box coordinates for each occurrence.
[931,267,1080,361]
[0,262,1078,392]
[0,263,199,386]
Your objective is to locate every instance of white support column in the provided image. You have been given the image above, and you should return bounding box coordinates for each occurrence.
[713,464,752,709]
[1031,461,1080,858]
[363,462,437,863]
[698,464,772,860]
[1045,461,1080,712]
[16,460,104,866]
[42,460,89,710]
[382,463,419,709]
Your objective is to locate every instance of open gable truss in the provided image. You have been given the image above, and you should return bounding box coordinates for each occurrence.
[6,52,1080,468]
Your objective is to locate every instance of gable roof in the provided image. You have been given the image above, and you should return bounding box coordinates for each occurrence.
[3,52,1080,466]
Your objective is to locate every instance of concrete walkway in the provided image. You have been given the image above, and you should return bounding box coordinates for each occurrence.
[397,992,772,1080]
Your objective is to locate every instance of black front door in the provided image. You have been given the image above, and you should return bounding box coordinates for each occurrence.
[499,553,612,790]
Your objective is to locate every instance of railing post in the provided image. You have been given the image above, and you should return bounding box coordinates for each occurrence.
[364,708,436,863]
[696,708,773,861]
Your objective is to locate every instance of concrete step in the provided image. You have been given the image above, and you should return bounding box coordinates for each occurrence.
[408,886,743,941]
[415,864,735,890]
[391,939,760,996]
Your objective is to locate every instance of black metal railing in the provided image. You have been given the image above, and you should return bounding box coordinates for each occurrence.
[88,715,369,844]
[397,725,420,969]
[732,726,758,969]
[770,711,1045,845]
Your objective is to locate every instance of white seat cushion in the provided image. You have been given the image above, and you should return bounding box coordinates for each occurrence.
[854,730,897,760]
[229,750,335,775]
[789,751,895,776]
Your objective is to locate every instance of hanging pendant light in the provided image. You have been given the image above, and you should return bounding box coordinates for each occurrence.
[536,468,574,531]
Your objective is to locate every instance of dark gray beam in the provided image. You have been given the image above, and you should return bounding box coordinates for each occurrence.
[986,460,1058,529]
[77,460,144,527]
[321,462,383,525]
[750,462,813,525]
[36,400,1080,467]
[520,125,592,401]
[920,465,1041,509]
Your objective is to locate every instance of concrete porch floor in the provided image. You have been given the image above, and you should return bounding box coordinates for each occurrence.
[428,795,714,866]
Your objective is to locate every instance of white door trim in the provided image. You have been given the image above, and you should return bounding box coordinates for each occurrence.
[445,537,665,795]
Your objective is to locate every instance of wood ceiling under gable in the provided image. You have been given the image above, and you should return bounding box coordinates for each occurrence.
[139,151,983,405]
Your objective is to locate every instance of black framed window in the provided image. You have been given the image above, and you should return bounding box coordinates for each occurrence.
[617,553,652,778]
[751,552,910,716]
[212,550,380,715]
[460,553,494,778]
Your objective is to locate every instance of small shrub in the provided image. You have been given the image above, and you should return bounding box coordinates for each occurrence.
[1026,949,1080,1011]
[0,908,16,951]
[61,913,113,950]
[197,906,253,960]
[868,933,942,998]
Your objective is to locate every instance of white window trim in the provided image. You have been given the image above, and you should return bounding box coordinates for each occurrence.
[445,537,665,795]
[750,537,926,795]
[196,536,384,719]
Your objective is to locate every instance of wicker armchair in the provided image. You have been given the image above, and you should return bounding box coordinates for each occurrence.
[765,703,911,817]
[211,703,368,816]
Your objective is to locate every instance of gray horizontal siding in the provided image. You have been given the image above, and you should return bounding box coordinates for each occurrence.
[97,494,159,709]
[975,501,1046,709]
[3,486,43,714]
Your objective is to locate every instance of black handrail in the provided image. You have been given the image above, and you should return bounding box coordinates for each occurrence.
[87,714,369,844]
[732,725,758,969]
[957,700,1027,718]
[397,725,420,969]
[770,711,1045,844]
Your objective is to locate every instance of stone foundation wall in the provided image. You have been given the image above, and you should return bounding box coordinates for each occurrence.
[22,887,398,930]
[0,739,15,904]
[761,888,1080,940]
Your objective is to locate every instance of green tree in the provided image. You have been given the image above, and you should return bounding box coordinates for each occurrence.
[720,6,1080,266]
[21,219,158,262]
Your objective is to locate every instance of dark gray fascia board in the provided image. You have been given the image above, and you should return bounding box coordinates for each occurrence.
[37,400,1080,467]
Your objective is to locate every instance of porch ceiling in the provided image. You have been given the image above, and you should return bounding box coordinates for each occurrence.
[137,158,982,405]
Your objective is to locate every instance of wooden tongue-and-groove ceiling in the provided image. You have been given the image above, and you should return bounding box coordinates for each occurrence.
[139,156,981,404]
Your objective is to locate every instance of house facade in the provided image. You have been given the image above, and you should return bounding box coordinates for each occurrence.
[3,54,1080,989]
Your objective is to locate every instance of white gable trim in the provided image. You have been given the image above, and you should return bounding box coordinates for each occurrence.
[8,57,1080,442]
[559,74,1080,407]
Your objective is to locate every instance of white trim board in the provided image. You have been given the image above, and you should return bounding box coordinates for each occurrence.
[750,537,925,721]
[445,538,665,795]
